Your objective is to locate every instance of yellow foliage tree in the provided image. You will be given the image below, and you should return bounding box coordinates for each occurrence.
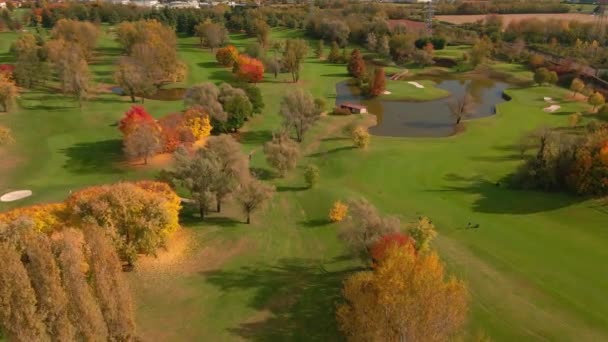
[336,243,468,342]
[329,201,348,222]
[0,203,67,233]
[184,107,213,140]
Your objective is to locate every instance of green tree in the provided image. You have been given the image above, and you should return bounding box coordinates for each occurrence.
[534,67,551,86]
[283,39,309,82]
[327,41,341,63]
[304,164,320,188]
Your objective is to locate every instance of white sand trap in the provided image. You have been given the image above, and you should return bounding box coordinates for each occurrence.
[408,81,425,89]
[544,97,556,104]
[1,190,32,202]
[543,105,561,113]
[383,90,392,95]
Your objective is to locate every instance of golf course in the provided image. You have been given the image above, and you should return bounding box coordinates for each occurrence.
[1,26,607,342]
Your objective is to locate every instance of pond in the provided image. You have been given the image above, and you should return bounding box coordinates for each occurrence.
[336,76,512,137]
[111,87,187,101]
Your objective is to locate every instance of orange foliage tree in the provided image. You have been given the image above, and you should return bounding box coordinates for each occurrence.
[336,243,469,341]
[119,105,155,135]
[347,49,366,79]
[0,203,67,233]
[370,232,415,262]
[235,55,265,83]
[329,200,348,222]
[216,45,239,67]
[369,67,386,97]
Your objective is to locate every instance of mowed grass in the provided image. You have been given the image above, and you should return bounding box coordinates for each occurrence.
[1,28,608,341]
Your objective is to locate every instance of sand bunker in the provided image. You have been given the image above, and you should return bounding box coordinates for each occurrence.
[0,190,32,202]
[383,90,392,95]
[408,81,425,89]
[544,97,556,104]
[544,105,561,113]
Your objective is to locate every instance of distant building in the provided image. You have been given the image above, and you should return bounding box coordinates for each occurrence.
[166,0,199,8]
[339,103,368,114]
[393,0,432,3]
[0,0,7,9]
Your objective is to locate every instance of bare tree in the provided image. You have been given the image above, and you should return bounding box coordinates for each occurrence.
[263,132,300,177]
[195,20,229,50]
[184,82,227,121]
[123,121,162,165]
[280,88,320,142]
[206,135,249,213]
[114,56,155,103]
[448,93,475,126]
[236,178,275,224]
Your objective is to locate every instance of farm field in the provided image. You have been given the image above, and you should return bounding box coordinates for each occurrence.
[1,26,608,342]
[437,12,598,25]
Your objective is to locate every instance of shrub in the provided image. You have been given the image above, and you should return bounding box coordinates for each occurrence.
[352,126,370,148]
[0,203,67,233]
[304,164,320,188]
[329,201,348,222]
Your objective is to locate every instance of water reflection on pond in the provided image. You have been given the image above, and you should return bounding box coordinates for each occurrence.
[336,76,512,137]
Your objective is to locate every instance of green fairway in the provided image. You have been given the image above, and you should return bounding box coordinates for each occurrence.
[1,27,607,341]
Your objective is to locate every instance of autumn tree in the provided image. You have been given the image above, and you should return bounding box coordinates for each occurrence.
[84,227,135,340]
[10,33,48,88]
[0,73,17,112]
[315,39,324,58]
[123,121,162,165]
[369,232,415,262]
[470,36,493,66]
[236,178,275,224]
[119,105,155,135]
[570,78,585,97]
[234,55,265,83]
[529,54,545,69]
[389,33,416,64]
[206,134,249,212]
[369,67,386,97]
[352,126,370,149]
[407,216,437,252]
[329,201,348,222]
[194,20,229,50]
[0,125,14,145]
[54,229,109,341]
[216,45,239,67]
[0,242,48,342]
[347,49,366,79]
[589,92,605,112]
[113,56,155,103]
[253,19,270,47]
[172,146,221,219]
[339,198,401,261]
[327,41,342,63]
[182,106,212,140]
[263,132,300,177]
[51,19,99,61]
[283,39,309,82]
[280,88,320,142]
[448,93,475,126]
[66,182,181,266]
[47,39,91,106]
[336,244,468,341]
[184,82,227,122]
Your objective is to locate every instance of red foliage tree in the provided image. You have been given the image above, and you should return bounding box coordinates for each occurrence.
[119,105,155,135]
[370,232,415,262]
[347,49,366,79]
[370,67,386,97]
[216,45,239,67]
[0,64,15,79]
[235,55,265,83]
[157,112,192,153]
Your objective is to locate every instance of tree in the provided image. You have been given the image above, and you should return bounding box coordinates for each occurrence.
[470,36,493,66]
[448,93,475,125]
[194,20,228,50]
[347,49,366,79]
[0,74,17,112]
[338,198,401,261]
[283,39,309,82]
[327,41,341,63]
[235,55,264,83]
[119,105,155,135]
[377,35,390,57]
[407,216,437,252]
[184,82,226,122]
[304,164,320,188]
[11,33,48,88]
[47,40,91,106]
[66,182,181,266]
[389,33,416,64]
[172,146,221,219]
[0,241,48,342]
[366,33,377,52]
[54,229,109,341]
[320,19,350,47]
[123,121,162,164]
[263,132,300,177]
[216,45,239,67]
[236,178,275,224]
[369,67,386,97]
[223,95,252,132]
[529,54,545,69]
[182,106,212,140]
[352,126,370,148]
[84,226,135,341]
[570,78,585,97]
[51,19,99,61]
[315,39,324,58]
[280,88,319,142]
[534,67,551,86]
[589,92,605,112]
[369,232,415,262]
[413,49,435,67]
[329,200,348,222]
[336,244,468,341]
[548,70,558,85]
[206,134,249,212]
[253,19,270,47]
[113,56,155,103]
[0,125,14,145]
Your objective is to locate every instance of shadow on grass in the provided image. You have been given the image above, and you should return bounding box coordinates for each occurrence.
[432,173,582,214]
[276,185,308,192]
[179,203,242,227]
[307,146,355,158]
[297,218,330,228]
[250,167,275,181]
[197,61,219,69]
[203,257,360,341]
[240,130,273,145]
[61,139,125,174]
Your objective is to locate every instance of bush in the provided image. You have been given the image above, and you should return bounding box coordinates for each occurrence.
[414,37,446,50]
[352,126,370,148]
